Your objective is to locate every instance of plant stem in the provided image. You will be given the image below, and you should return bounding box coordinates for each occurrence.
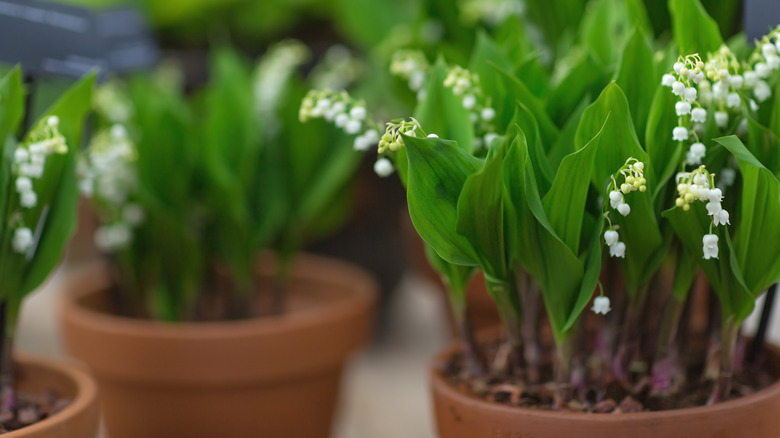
[553,332,575,410]
[517,269,541,384]
[651,294,687,395]
[747,284,777,364]
[486,275,524,376]
[709,317,739,404]
[0,301,18,417]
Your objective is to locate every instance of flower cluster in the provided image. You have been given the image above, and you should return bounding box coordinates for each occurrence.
[10,116,68,255]
[390,50,430,100]
[78,124,143,252]
[310,45,364,92]
[299,89,380,151]
[459,0,525,26]
[662,54,711,165]
[253,40,310,137]
[377,118,423,154]
[674,166,729,260]
[663,31,780,168]
[603,159,646,258]
[443,65,498,150]
[373,118,430,178]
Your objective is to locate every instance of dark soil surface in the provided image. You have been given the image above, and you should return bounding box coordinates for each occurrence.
[0,391,70,433]
[443,341,777,413]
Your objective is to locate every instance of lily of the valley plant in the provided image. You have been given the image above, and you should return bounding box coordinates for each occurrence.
[303,0,780,410]
[0,67,93,414]
[79,42,366,321]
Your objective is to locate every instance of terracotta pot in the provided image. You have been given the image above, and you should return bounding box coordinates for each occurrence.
[61,254,376,438]
[7,354,99,438]
[430,342,780,438]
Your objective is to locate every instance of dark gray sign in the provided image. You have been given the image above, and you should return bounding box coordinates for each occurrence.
[0,0,158,78]
[745,0,780,43]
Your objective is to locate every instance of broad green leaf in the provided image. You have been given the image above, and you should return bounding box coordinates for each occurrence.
[669,0,724,56]
[547,50,608,126]
[524,0,583,58]
[745,116,780,175]
[663,203,752,320]
[543,120,603,255]
[574,82,662,294]
[503,127,586,340]
[646,84,684,196]
[625,0,653,36]
[575,82,650,186]
[493,66,559,149]
[414,58,475,154]
[511,103,553,191]
[671,247,696,300]
[404,135,481,265]
[21,74,95,295]
[548,96,590,172]
[615,28,657,140]
[715,136,780,295]
[562,227,603,332]
[0,67,24,146]
[579,0,619,66]
[456,143,510,279]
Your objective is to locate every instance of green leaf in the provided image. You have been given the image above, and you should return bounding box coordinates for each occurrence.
[614,28,657,141]
[646,84,684,196]
[669,0,724,55]
[715,136,780,295]
[546,50,608,126]
[493,66,559,148]
[404,135,481,265]
[575,82,650,186]
[414,58,475,154]
[0,67,24,146]
[21,73,95,295]
[511,103,553,192]
[543,119,604,255]
[579,0,619,66]
[746,115,780,176]
[456,143,510,279]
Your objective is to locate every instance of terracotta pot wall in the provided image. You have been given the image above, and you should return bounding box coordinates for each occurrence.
[430,342,780,438]
[61,254,376,438]
[8,355,99,438]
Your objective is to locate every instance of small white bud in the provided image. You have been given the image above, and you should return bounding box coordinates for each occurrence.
[684,87,698,102]
[481,107,496,121]
[715,111,729,128]
[20,190,37,208]
[47,116,59,127]
[591,295,612,314]
[12,227,34,254]
[373,158,395,177]
[662,74,676,87]
[344,119,362,135]
[672,126,689,141]
[427,133,439,138]
[609,241,626,258]
[672,81,685,96]
[702,234,719,260]
[618,203,631,216]
[462,94,476,109]
[14,148,29,164]
[726,92,741,108]
[675,101,691,116]
[604,230,619,247]
[15,177,32,193]
[691,107,707,123]
[349,106,366,120]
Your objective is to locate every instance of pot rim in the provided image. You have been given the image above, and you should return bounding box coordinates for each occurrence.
[61,252,377,340]
[7,353,98,436]
[430,340,780,421]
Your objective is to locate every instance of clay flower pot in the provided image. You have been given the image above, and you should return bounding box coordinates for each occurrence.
[430,342,780,438]
[61,254,376,438]
[7,355,99,438]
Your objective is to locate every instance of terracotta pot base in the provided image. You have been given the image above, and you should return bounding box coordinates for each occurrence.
[6,355,99,438]
[431,342,780,438]
[62,254,376,438]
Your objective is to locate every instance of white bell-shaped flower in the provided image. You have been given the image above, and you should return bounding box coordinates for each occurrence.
[591,296,612,315]
[702,234,719,260]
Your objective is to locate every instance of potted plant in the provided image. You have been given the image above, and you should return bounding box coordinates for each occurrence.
[329,0,780,435]
[0,67,98,436]
[60,42,376,438]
